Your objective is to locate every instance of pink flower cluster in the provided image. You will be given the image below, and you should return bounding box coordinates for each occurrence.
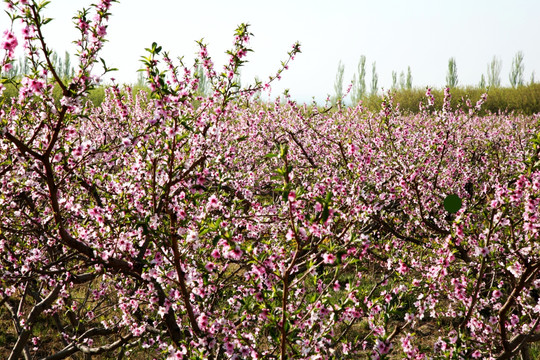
[1,29,17,56]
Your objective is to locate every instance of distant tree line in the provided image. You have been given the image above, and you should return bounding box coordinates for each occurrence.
[3,50,74,80]
[333,51,535,105]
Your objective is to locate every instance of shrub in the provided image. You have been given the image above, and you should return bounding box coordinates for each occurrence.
[362,84,540,115]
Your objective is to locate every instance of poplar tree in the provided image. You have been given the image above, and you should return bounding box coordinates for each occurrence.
[446,57,458,88]
[399,70,406,90]
[487,56,502,88]
[391,70,397,90]
[332,60,345,105]
[406,66,412,89]
[509,51,524,88]
[370,61,378,96]
[479,74,486,89]
[351,55,366,104]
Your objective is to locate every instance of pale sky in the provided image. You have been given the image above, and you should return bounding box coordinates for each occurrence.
[2,0,539,103]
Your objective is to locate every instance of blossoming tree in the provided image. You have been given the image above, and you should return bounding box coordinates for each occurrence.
[1,1,540,359]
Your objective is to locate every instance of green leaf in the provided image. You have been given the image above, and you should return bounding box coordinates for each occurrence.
[282,190,289,202]
[283,320,290,333]
[269,326,279,342]
[38,1,52,10]
[325,191,333,203]
[279,144,288,158]
[444,194,462,213]
[321,203,330,223]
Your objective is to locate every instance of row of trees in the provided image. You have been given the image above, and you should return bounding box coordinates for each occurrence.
[4,48,530,108]
[446,51,535,89]
[479,52,531,89]
[333,57,383,105]
[334,51,535,105]
[3,50,74,80]
[455,52,530,90]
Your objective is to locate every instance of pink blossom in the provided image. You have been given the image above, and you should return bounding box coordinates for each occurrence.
[404,313,414,322]
[78,19,89,33]
[206,194,220,210]
[131,325,145,336]
[224,342,234,354]
[227,246,243,260]
[285,228,295,241]
[157,306,167,318]
[322,253,335,264]
[197,313,208,329]
[211,248,220,259]
[397,260,409,275]
[472,350,482,358]
[1,30,18,55]
[288,191,296,202]
[96,25,107,37]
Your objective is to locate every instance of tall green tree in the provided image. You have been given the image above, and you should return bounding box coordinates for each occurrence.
[62,51,73,79]
[332,60,345,105]
[406,66,412,89]
[47,51,74,80]
[487,56,502,88]
[136,69,146,87]
[446,57,458,88]
[399,70,406,90]
[351,55,366,104]
[391,70,397,90]
[479,74,486,89]
[370,61,378,96]
[509,51,525,88]
[51,51,60,76]
[195,65,208,96]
